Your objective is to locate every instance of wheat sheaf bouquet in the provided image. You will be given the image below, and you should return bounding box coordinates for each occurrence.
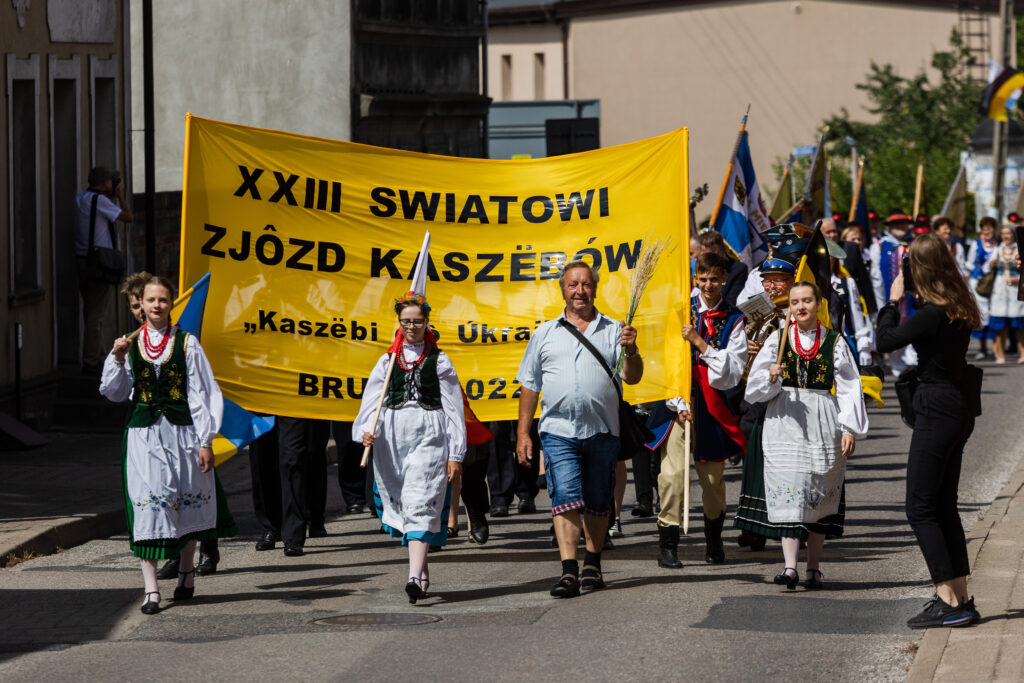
[615,230,676,373]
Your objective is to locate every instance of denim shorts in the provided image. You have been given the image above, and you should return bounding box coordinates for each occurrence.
[540,432,619,517]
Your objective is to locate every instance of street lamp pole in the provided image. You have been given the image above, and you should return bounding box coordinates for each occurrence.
[993,0,1015,225]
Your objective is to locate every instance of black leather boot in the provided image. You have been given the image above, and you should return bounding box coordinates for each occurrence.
[196,539,220,576]
[704,512,726,564]
[156,558,180,580]
[657,524,683,568]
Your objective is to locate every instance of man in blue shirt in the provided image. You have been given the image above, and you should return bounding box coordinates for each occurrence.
[74,166,133,374]
[516,261,643,597]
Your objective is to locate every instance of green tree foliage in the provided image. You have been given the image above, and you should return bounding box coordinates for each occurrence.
[777,31,984,223]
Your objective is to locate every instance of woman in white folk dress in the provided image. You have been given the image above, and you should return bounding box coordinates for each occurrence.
[985,224,1024,364]
[745,281,869,590]
[354,293,466,604]
[100,276,235,614]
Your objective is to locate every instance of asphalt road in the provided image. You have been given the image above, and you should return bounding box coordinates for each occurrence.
[1,359,1021,682]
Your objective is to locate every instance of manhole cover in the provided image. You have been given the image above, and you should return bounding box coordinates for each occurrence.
[313,613,441,627]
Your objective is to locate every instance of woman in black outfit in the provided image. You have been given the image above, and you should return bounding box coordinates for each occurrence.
[876,232,982,629]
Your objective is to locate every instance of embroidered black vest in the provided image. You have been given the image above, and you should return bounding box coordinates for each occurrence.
[386,345,442,410]
[779,327,841,391]
[127,327,194,428]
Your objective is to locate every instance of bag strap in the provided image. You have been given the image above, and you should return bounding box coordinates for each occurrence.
[88,192,99,254]
[557,318,622,401]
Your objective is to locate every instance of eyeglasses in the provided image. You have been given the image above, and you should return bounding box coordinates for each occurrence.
[399,319,426,327]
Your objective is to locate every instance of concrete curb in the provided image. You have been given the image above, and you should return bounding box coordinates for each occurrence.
[905,453,1024,682]
[0,508,125,569]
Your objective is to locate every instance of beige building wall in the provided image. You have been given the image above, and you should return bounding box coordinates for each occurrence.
[129,0,351,192]
[489,24,567,101]
[1,0,131,393]
[491,1,996,203]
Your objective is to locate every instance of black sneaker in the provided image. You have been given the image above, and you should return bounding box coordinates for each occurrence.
[549,573,581,598]
[906,597,974,629]
[580,566,605,593]
[963,596,981,624]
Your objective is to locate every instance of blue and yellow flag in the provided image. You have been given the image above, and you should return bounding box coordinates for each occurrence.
[172,272,275,465]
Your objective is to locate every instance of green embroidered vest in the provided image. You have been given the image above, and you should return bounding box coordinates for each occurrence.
[127,327,194,428]
[386,346,442,410]
[779,328,840,390]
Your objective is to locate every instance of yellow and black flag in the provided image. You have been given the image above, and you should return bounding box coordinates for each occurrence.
[979,62,1024,122]
[793,226,833,330]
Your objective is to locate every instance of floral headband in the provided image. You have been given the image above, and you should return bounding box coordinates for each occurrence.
[393,291,431,315]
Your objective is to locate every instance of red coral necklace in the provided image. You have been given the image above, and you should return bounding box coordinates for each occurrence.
[793,321,822,360]
[142,325,171,359]
[395,340,428,370]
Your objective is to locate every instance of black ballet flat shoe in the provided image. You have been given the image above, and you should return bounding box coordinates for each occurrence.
[406,577,426,604]
[773,567,799,590]
[173,569,195,601]
[804,569,824,590]
[140,591,161,615]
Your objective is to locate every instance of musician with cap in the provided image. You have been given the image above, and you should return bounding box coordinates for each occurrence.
[870,212,918,376]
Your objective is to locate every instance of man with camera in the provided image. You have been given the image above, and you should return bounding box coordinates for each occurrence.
[73,167,133,375]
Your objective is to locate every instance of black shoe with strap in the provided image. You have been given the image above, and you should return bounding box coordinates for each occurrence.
[773,567,799,590]
[804,568,824,590]
[549,573,581,598]
[580,565,605,593]
[140,591,161,615]
[406,577,426,604]
[173,569,195,601]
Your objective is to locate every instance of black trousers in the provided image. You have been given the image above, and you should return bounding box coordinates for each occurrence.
[248,417,315,546]
[631,447,660,508]
[307,419,330,527]
[906,383,974,584]
[460,445,491,528]
[486,420,540,507]
[333,421,374,508]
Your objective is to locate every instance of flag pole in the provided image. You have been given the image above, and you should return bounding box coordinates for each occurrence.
[912,163,924,218]
[708,105,752,229]
[848,160,864,223]
[360,348,397,468]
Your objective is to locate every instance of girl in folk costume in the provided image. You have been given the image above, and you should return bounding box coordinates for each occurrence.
[745,281,869,589]
[354,292,466,604]
[100,276,236,614]
[647,252,748,569]
[984,225,1024,364]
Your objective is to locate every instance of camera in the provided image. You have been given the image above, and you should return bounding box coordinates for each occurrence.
[901,254,914,293]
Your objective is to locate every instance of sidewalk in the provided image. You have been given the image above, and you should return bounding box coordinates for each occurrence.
[0,433,125,567]
[0,432,254,567]
[907,451,1024,681]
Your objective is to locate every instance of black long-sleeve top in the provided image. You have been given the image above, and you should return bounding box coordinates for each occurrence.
[876,301,971,385]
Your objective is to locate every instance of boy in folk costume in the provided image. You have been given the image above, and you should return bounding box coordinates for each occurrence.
[647,252,748,568]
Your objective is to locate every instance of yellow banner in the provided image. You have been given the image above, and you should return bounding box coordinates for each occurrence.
[180,115,690,421]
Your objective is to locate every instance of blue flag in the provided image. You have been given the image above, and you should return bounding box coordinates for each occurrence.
[712,131,771,268]
[173,273,274,461]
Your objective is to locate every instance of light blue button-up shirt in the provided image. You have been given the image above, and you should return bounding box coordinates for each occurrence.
[516,308,622,439]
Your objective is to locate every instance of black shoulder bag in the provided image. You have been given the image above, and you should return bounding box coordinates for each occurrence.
[85,192,126,284]
[557,319,653,459]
